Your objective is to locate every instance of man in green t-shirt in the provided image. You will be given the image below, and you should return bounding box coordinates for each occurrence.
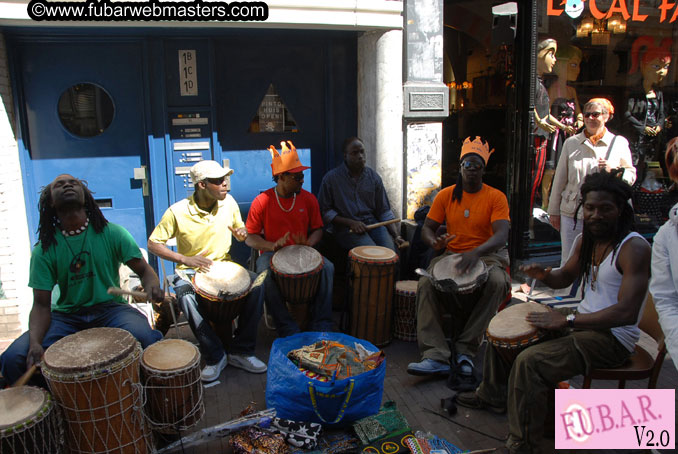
[0,174,163,387]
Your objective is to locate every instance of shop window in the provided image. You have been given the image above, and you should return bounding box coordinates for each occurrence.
[57,83,114,138]
[249,83,299,133]
[529,0,678,258]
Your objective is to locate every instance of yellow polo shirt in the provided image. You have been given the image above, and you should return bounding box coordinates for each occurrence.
[149,194,244,269]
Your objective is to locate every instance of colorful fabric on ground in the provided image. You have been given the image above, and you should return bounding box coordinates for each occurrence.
[269,417,322,449]
[361,430,415,454]
[230,427,288,454]
[289,432,360,454]
[287,340,385,380]
[353,401,410,445]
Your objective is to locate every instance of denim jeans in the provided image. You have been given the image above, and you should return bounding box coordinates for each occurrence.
[333,226,396,252]
[171,270,263,365]
[256,251,334,337]
[0,301,162,386]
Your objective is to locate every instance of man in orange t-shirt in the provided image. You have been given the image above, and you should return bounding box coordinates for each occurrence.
[407,137,511,384]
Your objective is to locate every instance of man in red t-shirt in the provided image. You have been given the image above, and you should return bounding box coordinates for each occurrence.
[407,137,511,385]
[246,141,334,337]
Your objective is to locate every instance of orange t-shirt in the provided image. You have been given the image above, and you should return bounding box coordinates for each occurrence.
[427,184,510,253]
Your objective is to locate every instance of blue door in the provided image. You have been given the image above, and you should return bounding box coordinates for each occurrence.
[17,41,150,249]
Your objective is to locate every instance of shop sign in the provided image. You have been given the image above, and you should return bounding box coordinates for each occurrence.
[547,0,678,23]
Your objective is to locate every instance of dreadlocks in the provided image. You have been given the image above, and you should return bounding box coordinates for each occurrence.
[573,169,634,293]
[452,173,464,202]
[37,179,108,252]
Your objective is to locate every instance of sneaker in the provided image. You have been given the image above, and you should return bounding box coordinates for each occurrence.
[406,358,451,376]
[455,391,506,414]
[456,353,474,376]
[201,354,227,383]
[229,354,267,373]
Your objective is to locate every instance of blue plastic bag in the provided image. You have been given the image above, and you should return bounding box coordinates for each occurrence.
[265,331,385,426]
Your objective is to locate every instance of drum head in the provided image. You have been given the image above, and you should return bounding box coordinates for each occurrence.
[142,339,199,372]
[0,386,48,429]
[432,254,487,288]
[43,327,137,374]
[487,302,550,342]
[349,246,396,262]
[395,280,418,293]
[194,261,250,301]
[272,245,322,275]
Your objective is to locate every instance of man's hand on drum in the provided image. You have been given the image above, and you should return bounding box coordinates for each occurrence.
[228,226,248,242]
[431,233,455,251]
[291,233,310,246]
[272,232,290,251]
[526,309,566,330]
[26,343,44,370]
[456,249,481,274]
[182,254,212,273]
[519,263,552,282]
[146,285,165,303]
[349,220,368,234]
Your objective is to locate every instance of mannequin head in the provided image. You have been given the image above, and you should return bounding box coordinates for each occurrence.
[537,38,558,76]
[556,45,583,82]
[629,36,672,87]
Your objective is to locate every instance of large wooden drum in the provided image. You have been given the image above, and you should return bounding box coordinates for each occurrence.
[393,280,418,342]
[486,302,551,364]
[141,339,204,434]
[42,327,152,454]
[0,386,63,453]
[348,246,399,346]
[271,245,324,329]
[193,261,252,347]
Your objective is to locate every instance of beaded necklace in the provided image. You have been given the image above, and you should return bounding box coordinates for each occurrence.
[274,188,296,213]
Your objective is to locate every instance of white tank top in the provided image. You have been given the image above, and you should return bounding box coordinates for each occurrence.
[578,231,649,352]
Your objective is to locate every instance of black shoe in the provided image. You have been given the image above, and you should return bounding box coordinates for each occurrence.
[454,391,506,414]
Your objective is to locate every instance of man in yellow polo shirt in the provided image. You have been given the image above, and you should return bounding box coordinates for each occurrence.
[148,160,266,382]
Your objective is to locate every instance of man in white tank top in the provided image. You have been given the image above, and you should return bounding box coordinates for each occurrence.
[456,170,651,454]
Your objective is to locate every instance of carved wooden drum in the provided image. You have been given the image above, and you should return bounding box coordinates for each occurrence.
[141,339,204,434]
[393,280,418,342]
[42,327,152,454]
[486,302,550,364]
[431,253,488,294]
[0,386,63,453]
[348,246,399,346]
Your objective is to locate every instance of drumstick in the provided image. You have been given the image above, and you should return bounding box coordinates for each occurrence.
[349,218,401,233]
[12,364,38,388]
[107,286,148,300]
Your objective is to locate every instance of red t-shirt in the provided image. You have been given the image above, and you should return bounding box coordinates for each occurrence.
[246,188,324,246]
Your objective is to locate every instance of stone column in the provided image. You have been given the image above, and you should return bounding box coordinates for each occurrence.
[358,29,404,218]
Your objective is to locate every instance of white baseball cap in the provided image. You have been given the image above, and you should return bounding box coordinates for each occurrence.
[190,160,234,184]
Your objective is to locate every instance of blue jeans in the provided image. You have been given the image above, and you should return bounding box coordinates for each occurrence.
[0,302,162,386]
[334,226,396,252]
[256,251,334,337]
[171,270,263,365]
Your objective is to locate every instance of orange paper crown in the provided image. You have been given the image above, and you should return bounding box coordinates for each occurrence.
[269,141,311,176]
[459,136,494,165]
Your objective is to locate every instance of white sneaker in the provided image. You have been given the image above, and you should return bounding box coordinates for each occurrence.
[228,354,267,373]
[201,354,227,382]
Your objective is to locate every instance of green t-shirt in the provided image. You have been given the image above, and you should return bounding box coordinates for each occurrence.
[29,222,142,313]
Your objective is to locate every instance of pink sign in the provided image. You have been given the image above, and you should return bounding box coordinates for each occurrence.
[555,389,675,450]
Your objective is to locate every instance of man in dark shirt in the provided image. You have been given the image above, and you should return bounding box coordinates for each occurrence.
[317,137,404,252]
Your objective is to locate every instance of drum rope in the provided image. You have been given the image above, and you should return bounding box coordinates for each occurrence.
[142,371,204,432]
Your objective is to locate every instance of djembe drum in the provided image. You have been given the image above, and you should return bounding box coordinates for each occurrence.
[393,280,418,341]
[348,246,399,346]
[271,245,324,329]
[0,386,63,453]
[431,253,488,294]
[141,339,204,434]
[486,302,550,364]
[193,261,252,348]
[42,327,152,454]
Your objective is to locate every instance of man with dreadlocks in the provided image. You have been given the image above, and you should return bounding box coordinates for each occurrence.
[407,137,511,382]
[456,170,651,454]
[0,174,163,387]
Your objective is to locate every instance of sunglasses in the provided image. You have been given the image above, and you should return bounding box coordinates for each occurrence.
[205,176,226,185]
[583,111,603,119]
[461,161,484,170]
[285,172,305,182]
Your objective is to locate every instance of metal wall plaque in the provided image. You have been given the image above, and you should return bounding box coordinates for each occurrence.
[179,50,198,96]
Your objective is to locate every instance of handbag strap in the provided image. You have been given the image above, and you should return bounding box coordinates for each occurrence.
[307,379,355,424]
[604,134,617,161]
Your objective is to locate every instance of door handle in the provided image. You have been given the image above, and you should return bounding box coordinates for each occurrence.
[134,166,150,197]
